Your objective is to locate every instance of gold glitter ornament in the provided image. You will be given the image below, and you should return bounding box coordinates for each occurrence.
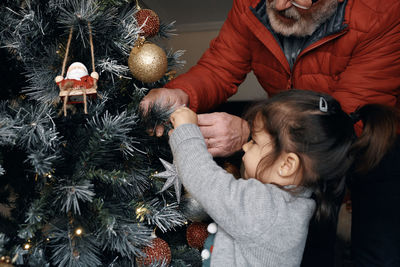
[128,39,167,83]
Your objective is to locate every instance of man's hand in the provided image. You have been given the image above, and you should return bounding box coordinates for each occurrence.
[140,88,189,136]
[170,107,198,130]
[198,112,250,157]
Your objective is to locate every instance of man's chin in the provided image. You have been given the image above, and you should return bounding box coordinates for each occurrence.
[274,12,297,27]
[268,10,314,37]
[266,0,339,37]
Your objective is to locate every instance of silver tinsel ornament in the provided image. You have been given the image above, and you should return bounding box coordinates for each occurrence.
[180,192,210,222]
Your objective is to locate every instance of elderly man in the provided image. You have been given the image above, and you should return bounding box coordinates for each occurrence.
[141,0,400,266]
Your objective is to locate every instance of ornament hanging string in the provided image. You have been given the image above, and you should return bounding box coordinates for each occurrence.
[61,27,74,77]
[58,22,98,116]
[61,23,96,78]
[88,22,96,75]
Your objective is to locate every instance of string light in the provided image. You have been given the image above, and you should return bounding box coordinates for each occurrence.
[75,228,83,236]
[23,243,31,250]
[0,255,11,263]
[136,206,150,222]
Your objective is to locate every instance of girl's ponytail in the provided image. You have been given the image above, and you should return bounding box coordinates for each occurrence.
[351,104,399,174]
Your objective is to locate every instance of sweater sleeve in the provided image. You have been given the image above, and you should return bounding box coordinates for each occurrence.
[164,0,253,113]
[169,124,292,240]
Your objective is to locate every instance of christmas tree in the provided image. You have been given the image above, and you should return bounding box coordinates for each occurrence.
[0,0,204,266]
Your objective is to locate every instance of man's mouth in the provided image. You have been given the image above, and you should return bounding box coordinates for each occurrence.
[275,10,297,24]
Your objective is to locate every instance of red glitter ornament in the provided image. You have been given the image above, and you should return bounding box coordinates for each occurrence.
[186,222,209,249]
[135,9,160,38]
[137,238,171,266]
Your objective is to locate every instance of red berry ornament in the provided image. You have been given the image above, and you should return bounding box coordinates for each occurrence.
[186,222,209,249]
[137,238,171,266]
[135,9,160,38]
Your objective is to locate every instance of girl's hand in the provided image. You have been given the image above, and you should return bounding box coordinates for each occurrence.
[170,107,198,130]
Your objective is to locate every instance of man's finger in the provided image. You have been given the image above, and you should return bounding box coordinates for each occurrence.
[199,125,216,139]
[204,137,219,148]
[197,113,218,126]
[147,128,155,136]
[155,125,165,137]
[139,98,151,115]
[207,147,223,158]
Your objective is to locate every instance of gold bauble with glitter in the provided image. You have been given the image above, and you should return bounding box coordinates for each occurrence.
[128,41,167,83]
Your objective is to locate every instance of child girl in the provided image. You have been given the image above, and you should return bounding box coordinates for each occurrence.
[168,89,398,266]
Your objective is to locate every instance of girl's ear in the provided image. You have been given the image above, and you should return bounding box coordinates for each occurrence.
[278,152,300,177]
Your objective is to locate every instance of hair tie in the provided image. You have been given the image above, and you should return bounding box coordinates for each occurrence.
[319,97,328,112]
[349,111,361,124]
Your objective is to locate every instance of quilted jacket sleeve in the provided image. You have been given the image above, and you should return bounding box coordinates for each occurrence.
[332,0,400,134]
[165,0,253,112]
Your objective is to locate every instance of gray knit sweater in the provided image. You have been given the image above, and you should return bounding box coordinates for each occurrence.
[169,124,316,267]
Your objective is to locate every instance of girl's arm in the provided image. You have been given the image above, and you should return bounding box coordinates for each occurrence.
[169,123,314,240]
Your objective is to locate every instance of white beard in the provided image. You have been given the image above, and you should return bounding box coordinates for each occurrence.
[267,0,338,37]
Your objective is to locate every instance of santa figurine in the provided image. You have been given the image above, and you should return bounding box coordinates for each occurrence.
[55,62,99,116]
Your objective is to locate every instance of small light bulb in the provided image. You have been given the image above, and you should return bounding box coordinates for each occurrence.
[24,243,31,250]
[75,228,83,235]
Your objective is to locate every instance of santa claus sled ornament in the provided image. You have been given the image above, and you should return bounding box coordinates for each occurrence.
[55,23,98,116]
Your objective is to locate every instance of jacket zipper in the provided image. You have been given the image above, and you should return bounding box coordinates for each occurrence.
[288,28,349,89]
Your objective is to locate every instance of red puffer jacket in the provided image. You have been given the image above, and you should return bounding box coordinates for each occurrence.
[165,0,400,124]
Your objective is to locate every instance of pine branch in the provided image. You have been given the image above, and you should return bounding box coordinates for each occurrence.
[26,148,60,176]
[81,110,139,168]
[13,102,59,151]
[55,179,95,215]
[139,103,174,136]
[0,114,17,146]
[158,21,177,39]
[133,199,186,233]
[89,168,150,198]
[0,233,8,254]
[171,245,202,267]
[167,49,186,70]
[25,247,48,267]
[22,54,61,103]
[49,226,102,267]
[97,58,130,79]
[96,217,153,258]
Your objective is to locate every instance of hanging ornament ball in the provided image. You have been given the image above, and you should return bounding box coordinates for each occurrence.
[137,238,171,266]
[135,9,160,38]
[128,42,167,83]
[180,192,210,222]
[186,222,209,249]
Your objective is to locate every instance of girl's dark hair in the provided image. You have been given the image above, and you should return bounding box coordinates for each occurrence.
[244,89,399,220]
